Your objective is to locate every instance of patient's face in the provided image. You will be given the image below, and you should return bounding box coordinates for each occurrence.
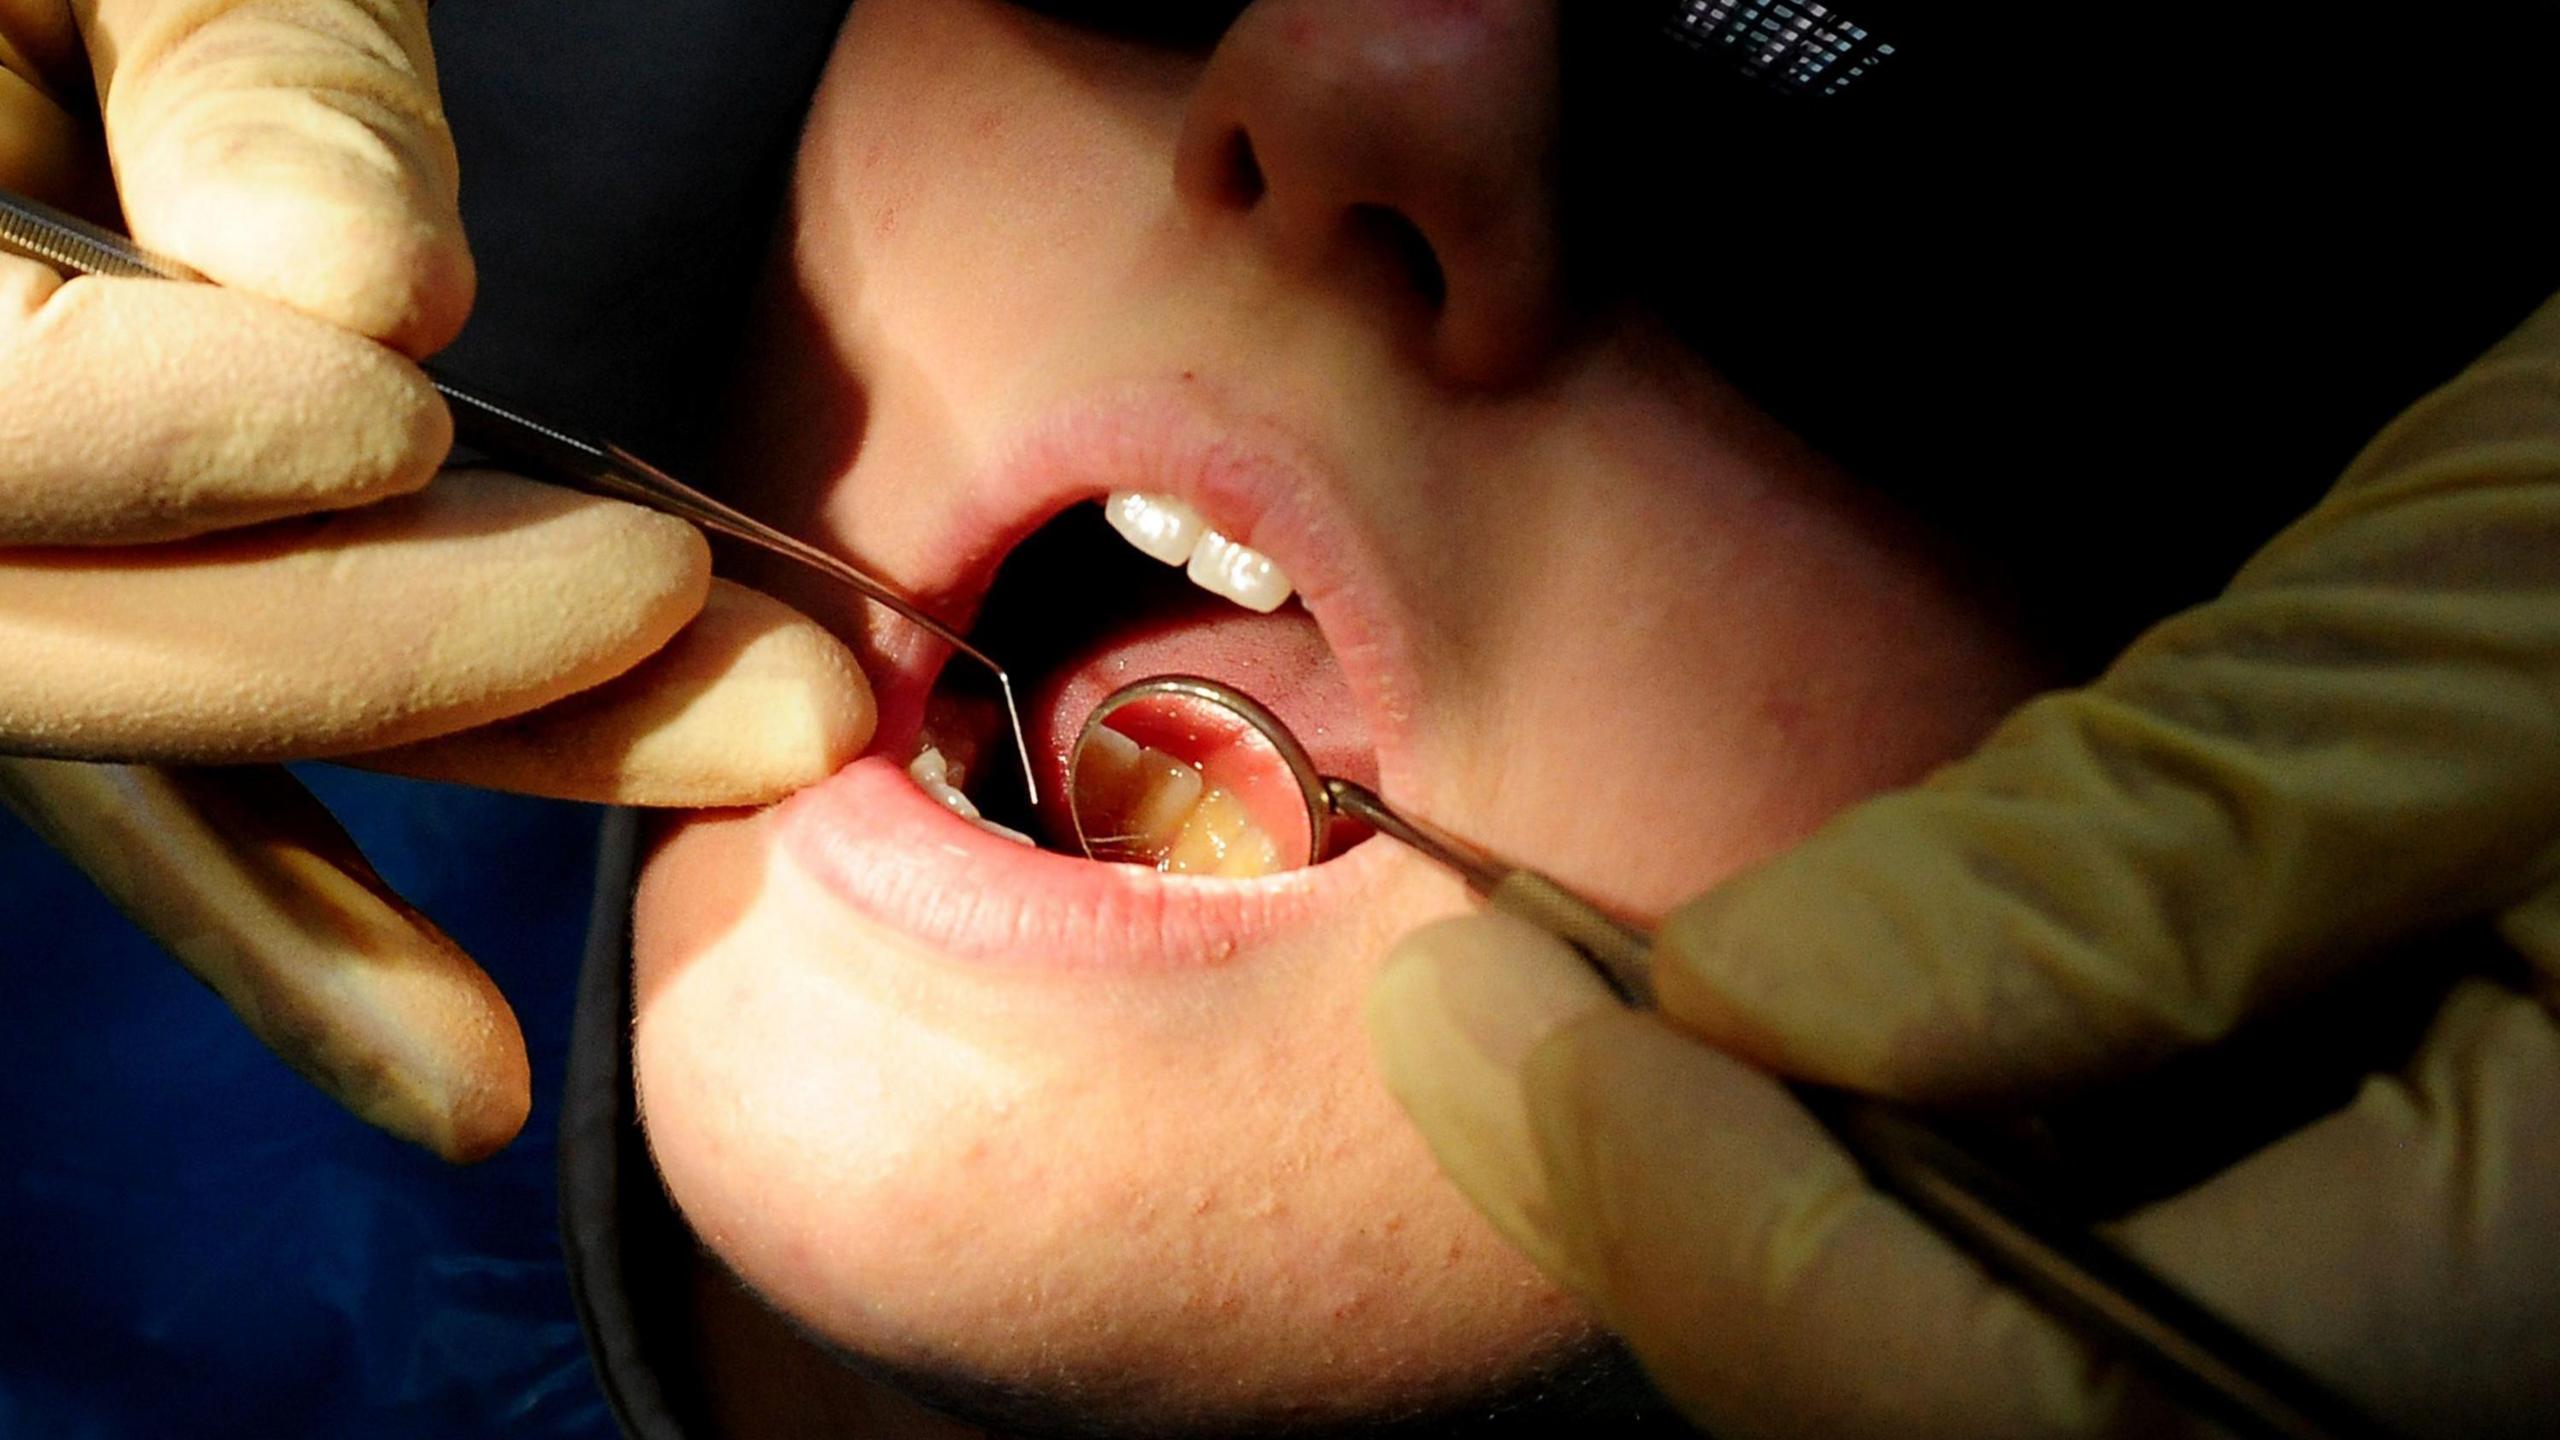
[633,0,2038,1432]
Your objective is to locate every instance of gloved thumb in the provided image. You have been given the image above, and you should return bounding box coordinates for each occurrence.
[1649,290,2560,1107]
[1368,913,2142,1440]
[83,0,473,353]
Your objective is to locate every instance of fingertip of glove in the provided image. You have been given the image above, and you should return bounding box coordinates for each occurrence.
[193,185,476,356]
[351,580,879,807]
[1367,913,1622,1295]
[431,1032,533,1165]
[125,143,476,355]
[1651,839,1968,1099]
[1369,913,1619,1091]
[1651,884,1809,1071]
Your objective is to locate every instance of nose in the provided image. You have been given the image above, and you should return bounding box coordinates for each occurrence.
[1175,0,1564,388]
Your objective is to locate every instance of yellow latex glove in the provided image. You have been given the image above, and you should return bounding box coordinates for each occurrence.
[0,2,874,1159]
[1370,290,2560,1438]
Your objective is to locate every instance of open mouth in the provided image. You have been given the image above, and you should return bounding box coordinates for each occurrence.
[769,393,1413,968]
[899,491,1377,877]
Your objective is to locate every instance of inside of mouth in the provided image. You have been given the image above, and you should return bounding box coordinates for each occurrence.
[912,502,1374,876]
[1068,691,1317,874]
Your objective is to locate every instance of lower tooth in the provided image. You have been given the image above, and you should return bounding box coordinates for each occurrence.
[1123,751,1205,837]
[1165,786,1281,877]
[1072,734,1285,877]
[911,745,1034,846]
[910,746,954,790]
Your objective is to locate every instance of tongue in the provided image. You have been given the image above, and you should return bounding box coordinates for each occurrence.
[1026,589,1372,828]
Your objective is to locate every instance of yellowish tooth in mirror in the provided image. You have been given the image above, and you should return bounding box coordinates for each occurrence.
[1072,724,1143,802]
[1121,749,1204,841]
[1074,728,1285,876]
[1072,727,1189,852]
[1164,786,1282,877]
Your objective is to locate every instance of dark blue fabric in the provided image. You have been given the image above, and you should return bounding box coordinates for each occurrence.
[0,0,850,1433]
[0,774,612,1440]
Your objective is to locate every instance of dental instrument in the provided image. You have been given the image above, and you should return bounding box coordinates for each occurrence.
[0,187,1038,804]
[1068,674,2402,1440]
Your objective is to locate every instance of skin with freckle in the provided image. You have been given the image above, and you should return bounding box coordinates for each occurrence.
[632,1,2045,1434]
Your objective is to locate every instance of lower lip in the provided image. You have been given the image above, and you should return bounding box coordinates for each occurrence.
[778,757,1395,969]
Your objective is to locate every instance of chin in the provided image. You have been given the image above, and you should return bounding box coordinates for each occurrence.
[625,400,1616,1425]
[631,805,1615,1431]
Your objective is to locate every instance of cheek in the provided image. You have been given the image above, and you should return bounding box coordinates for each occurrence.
[1401,366,2037,916]
[800,0,1188,409]
[631,814,1598,1415]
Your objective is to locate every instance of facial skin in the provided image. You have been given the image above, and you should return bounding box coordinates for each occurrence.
[631,1,2044,1434]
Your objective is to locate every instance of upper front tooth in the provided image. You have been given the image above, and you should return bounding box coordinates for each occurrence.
[1187,529,1292,613]
[1105,491,1205,565]
[1103,490,1297,613]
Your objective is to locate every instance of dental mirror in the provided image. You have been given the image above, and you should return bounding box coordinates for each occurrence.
[1066,671,2401,1440]
[1068,674,1655,1004]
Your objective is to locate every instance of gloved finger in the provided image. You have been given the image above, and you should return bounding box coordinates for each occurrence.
[77,0,471,354]
[1369,914,2156,1440]
[0,18,95,206]
[1653,291,2560,1104]
[0,272,447,544]
[0,754,528,1161]
[2109,968,2560,1440]
[0,468,711,762]
[346,579,876,806]
[2498,882,2560,1005]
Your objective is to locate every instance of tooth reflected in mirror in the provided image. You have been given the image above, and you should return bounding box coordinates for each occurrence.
[1068,686,1319,877]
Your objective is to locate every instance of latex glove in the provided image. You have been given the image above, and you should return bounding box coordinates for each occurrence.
[1371,290,2560,1439]
[0,2,873,1158]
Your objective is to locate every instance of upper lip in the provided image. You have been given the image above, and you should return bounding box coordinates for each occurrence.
[850,376,1418,797]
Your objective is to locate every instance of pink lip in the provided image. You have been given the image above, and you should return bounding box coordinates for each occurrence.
[776,382,1421,969]
[780,757,1398,965]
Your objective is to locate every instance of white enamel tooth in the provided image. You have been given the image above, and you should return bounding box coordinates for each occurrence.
[1186,529,1294,614]
[909,746,952,789]
[907,745,983,821]
[1104,491,1207,566]
[973,817,1037,847]
[1104,491,1296,614]
[913,745,1032,844]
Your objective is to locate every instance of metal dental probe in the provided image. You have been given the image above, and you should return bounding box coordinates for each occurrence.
[0,187,1040,805]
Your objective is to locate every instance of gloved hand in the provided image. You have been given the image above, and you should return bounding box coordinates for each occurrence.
[1370,289,2560,1438]
[0,1,873,1159]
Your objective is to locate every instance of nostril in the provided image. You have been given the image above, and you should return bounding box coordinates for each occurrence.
[1347,204,1447,310]
[1219,129,1268,207]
